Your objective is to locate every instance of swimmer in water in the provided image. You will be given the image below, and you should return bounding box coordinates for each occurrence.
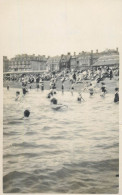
[62,83,64,94]
[88,83,94,96]
[50,97,58,105]
[114,88,119,103]
[41,81,44,91]
[29,84,32,90]
[71,83,74,95]
[7,85,9,90]
[22,87,28,95]
[47,89,54,99]
[15,91,20,101]
[100,82,107,97]
[53,88,57,95]
[77,92,85,102]
[24,109,30,117]
[50,97,68,110]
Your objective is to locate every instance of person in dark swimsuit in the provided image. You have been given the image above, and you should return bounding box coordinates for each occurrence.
[71,83,74,95]
[41,81,44,91]
[47,90,53,99]
[114,88,119,103]
[22,87,28,95]
[62,83,64,94]
[100,82,107,97]
[7,85,9,90]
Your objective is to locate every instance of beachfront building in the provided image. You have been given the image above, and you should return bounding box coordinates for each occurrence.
[4,48,119,74]
[46,56,61,72]
[70,51,92,71]
[70,52,78,71]
[8,54,47,72]
[77,51,91,69]
[3,56,9,72]
[59,53,71,71]
[70,48,119,71]
[92,54,119,68]
[31,55,47,71]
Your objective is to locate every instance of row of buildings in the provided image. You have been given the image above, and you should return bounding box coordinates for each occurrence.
[3,48,119,73]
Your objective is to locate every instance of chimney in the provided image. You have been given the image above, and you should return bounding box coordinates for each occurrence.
[3,56,8,60]
[96,49,98,53]
[116,47,118,52]
[74,52,76,56]
[67,52,70,55]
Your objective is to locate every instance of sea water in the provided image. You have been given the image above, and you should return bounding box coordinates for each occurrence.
[3,88,119,193]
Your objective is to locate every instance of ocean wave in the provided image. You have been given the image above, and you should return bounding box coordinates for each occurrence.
[3,152,39,158]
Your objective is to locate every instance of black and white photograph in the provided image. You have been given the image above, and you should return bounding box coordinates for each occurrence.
[1,0,121,194]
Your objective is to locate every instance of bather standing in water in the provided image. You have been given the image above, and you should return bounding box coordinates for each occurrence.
[114,88,119,103]
[22,86,28,95]
[15,91,21,101]
[77,92,85,102]
[88,83,94,97]
[71,83,74,96]
[7,85,9,90]
[41,81,44,91]
[62,82,64,94]
[100,82,107,97]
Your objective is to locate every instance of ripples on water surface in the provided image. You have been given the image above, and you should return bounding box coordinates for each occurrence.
[3,88,119,193]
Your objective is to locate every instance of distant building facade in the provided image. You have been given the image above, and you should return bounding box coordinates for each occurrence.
[60,53,71,71]
[3,56,9,72]
[70,51,92,71]
[70,48,119,71]
[4,48,119,74]
[8,54,47,72]
[46,56,61,72]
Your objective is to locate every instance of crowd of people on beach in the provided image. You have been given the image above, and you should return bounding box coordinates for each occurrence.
[5,66,119,117]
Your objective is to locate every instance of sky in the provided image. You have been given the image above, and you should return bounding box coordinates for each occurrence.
[0,0,122,58]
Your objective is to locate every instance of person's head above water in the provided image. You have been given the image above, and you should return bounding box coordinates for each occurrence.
[101,82,105,85]
[24,110,30,117]
[51,98,57,105]
[115,88,119,92]
[16,91,20,96]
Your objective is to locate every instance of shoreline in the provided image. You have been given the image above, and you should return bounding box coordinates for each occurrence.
[3,77,119,94]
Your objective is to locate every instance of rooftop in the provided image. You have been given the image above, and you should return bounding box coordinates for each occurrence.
[92,55,119,66]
